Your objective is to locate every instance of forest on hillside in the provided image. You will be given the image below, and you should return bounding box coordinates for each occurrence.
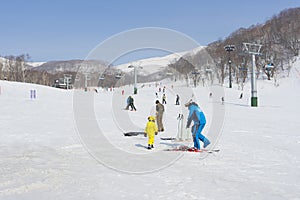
[170,7,300,87]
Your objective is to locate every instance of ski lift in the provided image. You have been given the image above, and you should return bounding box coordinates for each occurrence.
[115,73,123,79]
[114,70,124,79]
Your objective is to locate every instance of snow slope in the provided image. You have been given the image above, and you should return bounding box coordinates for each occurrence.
[26,62,46,68]
[0,57,299,199]
[115,46,206,76]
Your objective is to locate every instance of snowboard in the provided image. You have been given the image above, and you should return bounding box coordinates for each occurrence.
[164,145,220,153]
[124,132,145,136]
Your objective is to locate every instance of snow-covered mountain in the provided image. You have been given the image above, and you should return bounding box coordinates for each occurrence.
[26,61,46,68]
[27,45,207,77]
[115,46,206,76]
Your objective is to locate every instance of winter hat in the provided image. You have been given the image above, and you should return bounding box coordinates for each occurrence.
[148,116,156,121]
[155,100,160,104]
[184,99,193,107]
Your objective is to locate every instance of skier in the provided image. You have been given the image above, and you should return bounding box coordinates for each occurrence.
[162,94,167,104]
[129,96,136,111]
[155,100,165,132]
[125,96,131,110]
[175,94,180,105]
[144,116,158,149]
[185,100,210,150]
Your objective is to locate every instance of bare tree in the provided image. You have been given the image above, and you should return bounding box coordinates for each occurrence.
[6,56,16,81]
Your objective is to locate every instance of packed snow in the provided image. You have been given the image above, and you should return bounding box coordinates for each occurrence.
[0,57,299,199]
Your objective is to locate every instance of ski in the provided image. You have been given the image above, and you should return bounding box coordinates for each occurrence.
[160,137,193,142]
[160,137,176,140]
[164,145,220,153]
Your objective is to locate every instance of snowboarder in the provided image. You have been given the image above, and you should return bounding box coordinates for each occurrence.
[175,94,180,105]
[185,100,210,150]
[162,94,167,104]
[155,100,165,132]
[144,116,158,149]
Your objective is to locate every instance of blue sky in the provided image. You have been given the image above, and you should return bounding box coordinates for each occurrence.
[0,0,299,62]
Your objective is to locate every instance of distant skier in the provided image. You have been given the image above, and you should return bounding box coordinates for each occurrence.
[175,94,180,105]
[221,97,224,105]
[125,96,131,110]
[129,96,136,111]
[144,116,158,149]
[155,100,165,132]
[162,94,167,104]
[239,93,243,99]
[185,100,210,150]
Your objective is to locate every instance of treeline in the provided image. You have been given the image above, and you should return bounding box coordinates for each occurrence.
[170,7,300,86]
[0,54,77,87]
[0,54,117,89]
[207,7,299,83]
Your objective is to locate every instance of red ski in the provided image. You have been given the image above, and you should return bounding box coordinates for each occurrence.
[164,145,219,153]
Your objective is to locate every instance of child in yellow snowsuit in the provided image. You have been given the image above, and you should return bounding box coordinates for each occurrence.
[145,116,158,150]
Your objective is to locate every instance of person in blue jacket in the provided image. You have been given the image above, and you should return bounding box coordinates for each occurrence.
[185,100,210,150]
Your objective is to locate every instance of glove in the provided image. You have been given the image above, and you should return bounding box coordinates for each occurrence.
[155,132,158,135]
[144,133,147,137]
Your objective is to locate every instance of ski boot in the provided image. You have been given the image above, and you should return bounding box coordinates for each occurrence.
[203,138,211,148]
